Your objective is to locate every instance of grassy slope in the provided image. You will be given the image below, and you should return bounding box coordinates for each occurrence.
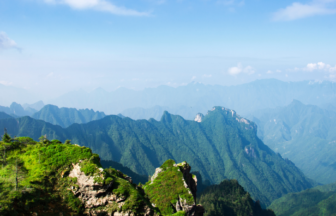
[269,182,336,216]
[144,160,194,215]
[101,160,149,184]
[0,107,314,206]
[0,136,153,216]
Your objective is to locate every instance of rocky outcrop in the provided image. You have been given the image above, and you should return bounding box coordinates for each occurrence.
[69,163,113,209]
[194,113,204,123]
[69,162,153,216]
[146,160,204,216]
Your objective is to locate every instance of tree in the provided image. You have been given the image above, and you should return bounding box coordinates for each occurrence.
[11,158,27,191]
[39,134,50,144]
[2,128,12,143]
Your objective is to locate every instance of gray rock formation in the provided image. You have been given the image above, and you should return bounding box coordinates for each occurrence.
[148,161,204,216]
[69,162,153,216]
[194,113,204,123]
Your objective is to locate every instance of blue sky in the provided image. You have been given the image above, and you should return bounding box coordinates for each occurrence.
[0,0,336,98]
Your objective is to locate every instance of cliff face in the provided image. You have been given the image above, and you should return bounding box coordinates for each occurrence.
[68,162,153,216]
[144,160,204,216]
[0,136,204,216]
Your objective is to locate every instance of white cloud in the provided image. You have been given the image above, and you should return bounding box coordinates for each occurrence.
[290,62,336,81]
[44,0,149,16]
[191,76,197,81]
[0,80,13,86]
[304,62,336,72]
[267,70,273,74]
[273,0,336,21]
[0,32,20,50]
[228,63,255,75]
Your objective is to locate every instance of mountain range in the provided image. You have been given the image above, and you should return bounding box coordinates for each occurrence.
[0,106,314,206]
[32,104,106,128]
[47,79,336,119]
[0,102,37,117]
[269,181,336,216]
[248,100,336,184]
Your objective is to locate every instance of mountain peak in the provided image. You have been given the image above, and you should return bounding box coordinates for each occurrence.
[194,113,204,122]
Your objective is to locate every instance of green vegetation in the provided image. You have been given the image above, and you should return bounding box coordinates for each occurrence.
[0,106,314,206]
[0,112,13,120]
[32,104,106,128]
[171,211,186,216]
[144,160,194,215]
[269,181,336,216]
[198,180,276,216]
[101,160,148,184]
[0,134,154,215]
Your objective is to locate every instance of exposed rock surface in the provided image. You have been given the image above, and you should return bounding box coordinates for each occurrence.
[146,160,204,216]
[69,162,153,216]
[194,113,204,123]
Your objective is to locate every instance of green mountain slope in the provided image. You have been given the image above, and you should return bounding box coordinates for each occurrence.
[198,179,276,216]
[32,104,106,128]
[269,182,336,216]
[0,112,13,120]
[0,107,314,206]
[248,100,336,184]
[0,134,210,216]
[0,136,156,216]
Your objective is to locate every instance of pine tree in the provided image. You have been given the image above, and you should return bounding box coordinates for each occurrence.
[2,129,11,143]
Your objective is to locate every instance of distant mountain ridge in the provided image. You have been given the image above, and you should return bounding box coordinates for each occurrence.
[48,79,336,119]
[0,102,36,117]
[248,100,336,184]
[0,106,314,206]
[32,104,106,128]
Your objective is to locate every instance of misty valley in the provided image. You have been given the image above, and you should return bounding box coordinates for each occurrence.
[1,79,336,215]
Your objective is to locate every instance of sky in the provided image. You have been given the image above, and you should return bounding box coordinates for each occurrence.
[0,0,336,99]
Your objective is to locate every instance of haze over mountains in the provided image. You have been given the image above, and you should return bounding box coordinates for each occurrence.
[0,106,314,207]
[2,78,336,214]
[32,105,106,128]
[2,79,336,120]
[248,100,336,184]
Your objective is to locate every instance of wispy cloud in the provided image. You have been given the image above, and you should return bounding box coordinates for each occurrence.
[0,80,13,86]
[290,62,336,80]
[0,32,20,51]
[303,62,336,72]
[44,0,150,16]
[227,63,255,75]
[273,0,336,21]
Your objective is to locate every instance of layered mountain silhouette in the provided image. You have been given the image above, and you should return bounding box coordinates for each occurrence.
[32,104,106,128]
[0,102,36,117]
[47,79,336,118]
[0,106,314,206]
[248,100,336,184]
